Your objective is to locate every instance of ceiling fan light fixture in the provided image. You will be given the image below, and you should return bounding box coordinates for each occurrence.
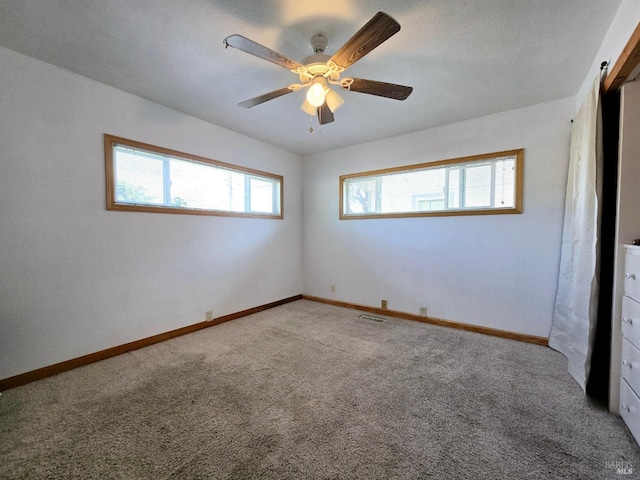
[306,80,327,107]
[300,98,317,115]
[325,88,345,113]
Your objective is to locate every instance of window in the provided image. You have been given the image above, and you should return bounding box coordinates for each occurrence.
[340,149,523,219]
[105,135,283,219]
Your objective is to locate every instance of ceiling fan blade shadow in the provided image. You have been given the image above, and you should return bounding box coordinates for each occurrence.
[318,103,335,125]
[224,34,303,70]
[239,87,293,108]
[330,12,400,70]
[346,78,413,100]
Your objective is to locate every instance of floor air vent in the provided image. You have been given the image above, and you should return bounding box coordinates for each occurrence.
[359,314,385,322]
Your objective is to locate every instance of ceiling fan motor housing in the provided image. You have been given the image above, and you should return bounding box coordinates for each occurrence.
[299,35,336,82]
[299,53,332,81]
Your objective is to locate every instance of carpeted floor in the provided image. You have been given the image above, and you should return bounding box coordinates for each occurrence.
[1,300,639,479]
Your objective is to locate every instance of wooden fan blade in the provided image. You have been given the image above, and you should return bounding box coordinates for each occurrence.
[238,87,293,108]
[224,34,303,70]
[346,78,413,100]
[318,103,335,125]
[330,12,400,70]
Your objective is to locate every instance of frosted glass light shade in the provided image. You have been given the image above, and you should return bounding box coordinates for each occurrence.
[325,89,345,113]
[300,99,317,115]
[306,83,326,107]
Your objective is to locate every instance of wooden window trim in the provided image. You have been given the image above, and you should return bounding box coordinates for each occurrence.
[104,134,284,219]
[339,149,524,220]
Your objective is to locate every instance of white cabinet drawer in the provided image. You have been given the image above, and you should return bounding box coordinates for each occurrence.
[622,338,640,395]
[622,296,640,349]
[621,379,640,445]
[626,253,640,301]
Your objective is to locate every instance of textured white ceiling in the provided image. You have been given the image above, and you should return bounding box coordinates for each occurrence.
[0,0,622,155]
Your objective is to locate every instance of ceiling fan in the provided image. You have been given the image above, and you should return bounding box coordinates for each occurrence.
[223,12,413,126]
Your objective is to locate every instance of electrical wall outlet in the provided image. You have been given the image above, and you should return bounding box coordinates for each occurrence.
[420,307,428,317]
[206,311,213,321]
[330,284,336,292]
[381,300,388,309]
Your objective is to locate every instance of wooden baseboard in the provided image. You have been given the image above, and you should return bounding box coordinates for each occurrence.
[1,293,546,390]
[302,295,548,346]
[0,294,302,391]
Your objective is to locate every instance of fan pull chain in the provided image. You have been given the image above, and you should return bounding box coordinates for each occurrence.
[308,108,324,134]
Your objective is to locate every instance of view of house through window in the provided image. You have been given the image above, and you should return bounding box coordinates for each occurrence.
[341,149,523,219]
[105,135,283,218]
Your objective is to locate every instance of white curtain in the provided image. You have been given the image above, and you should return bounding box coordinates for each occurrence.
[549,74,603,391]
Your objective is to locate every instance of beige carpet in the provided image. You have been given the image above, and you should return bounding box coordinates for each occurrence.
[1,300,639,479]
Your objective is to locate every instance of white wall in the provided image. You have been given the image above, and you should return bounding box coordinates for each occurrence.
[0,47,303,380]
[302,97,574,338]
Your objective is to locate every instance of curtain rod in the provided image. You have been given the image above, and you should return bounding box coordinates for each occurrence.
[570,61,610,123]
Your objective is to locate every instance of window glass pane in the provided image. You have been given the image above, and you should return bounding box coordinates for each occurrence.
[414,196,445,211]
[345,178,377,214]
[381,168,445,213]
[447,167,460,209]
[341,150,522,218]
[114,148,164,205]
[495,159,515,208]
[169,158,229,210]
[250,177,275,213]
[228,171,246,212]
[107,136,282,218]
[463,163,492,208]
